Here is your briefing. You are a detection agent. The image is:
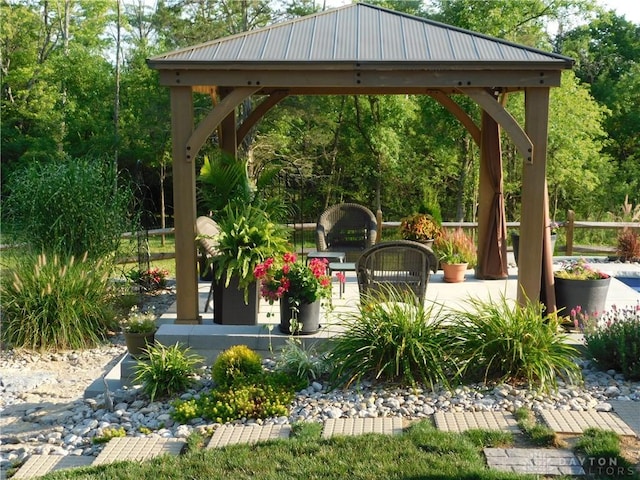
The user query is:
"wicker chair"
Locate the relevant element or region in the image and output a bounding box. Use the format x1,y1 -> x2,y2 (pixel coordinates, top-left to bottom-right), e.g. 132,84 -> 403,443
196,216 -> 221,313
356,240 -> 438,306
315,203 -> 377,262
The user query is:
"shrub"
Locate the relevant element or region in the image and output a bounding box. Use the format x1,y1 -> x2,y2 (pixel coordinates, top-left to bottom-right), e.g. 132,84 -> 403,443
326,287 -> 452,390
447,296 -> 582,391
582,304 -> 640,380
0,251 -> 116,351
211,345 -> 263,388
4,157 -> 133,258
133,342 -> 203,401
171,372 -> 296,424
275,338 -> 328,384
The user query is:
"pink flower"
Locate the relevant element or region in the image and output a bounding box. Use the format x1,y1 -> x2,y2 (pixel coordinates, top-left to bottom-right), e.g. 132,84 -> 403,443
283,252 -> 297,263
336,272 -> 346,284
282,263 -> 290,274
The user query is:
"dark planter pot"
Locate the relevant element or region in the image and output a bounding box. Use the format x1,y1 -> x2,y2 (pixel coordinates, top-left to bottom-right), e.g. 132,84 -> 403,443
279,295 -> 320,335
554,276 -> 611,317
512,233 -> 557,266
124,332 -> 155,359
213,276 -> 259,325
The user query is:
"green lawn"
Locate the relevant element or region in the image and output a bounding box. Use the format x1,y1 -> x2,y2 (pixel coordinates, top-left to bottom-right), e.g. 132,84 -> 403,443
39,421 -> 533,480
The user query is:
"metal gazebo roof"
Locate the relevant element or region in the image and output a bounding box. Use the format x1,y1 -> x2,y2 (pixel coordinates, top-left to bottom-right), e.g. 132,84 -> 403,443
148,2 -> 572,324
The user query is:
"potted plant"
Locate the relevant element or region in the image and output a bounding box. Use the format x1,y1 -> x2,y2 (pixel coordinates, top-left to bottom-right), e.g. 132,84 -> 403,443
208,203 -> 290,325
254,252 -> 332,334
123,306 -> 157,359
433,228 -> 477,283
400,213 -> 441,246
127,267 -> 170,291
554,258 -> 611,323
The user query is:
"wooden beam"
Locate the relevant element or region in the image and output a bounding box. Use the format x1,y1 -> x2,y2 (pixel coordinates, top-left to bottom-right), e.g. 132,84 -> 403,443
237,91 -> 289,146
187,86 -> 259,160
157,69 -> 563,89
170,86 -> 199,324
518,87 -> 550,306
429,92 -> 481,147
464,87 -> 533,163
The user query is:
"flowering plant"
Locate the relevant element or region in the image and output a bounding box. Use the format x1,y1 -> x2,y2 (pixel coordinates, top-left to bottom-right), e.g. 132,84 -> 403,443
128,267 -> 170,291
124,306 -> 157,333
254,252 -> 332,305
554,258 -> 610,280
400,213 -> 440,241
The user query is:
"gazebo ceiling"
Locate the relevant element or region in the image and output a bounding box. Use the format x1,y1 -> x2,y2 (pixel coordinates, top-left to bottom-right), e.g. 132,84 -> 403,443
147,2 -> 573,93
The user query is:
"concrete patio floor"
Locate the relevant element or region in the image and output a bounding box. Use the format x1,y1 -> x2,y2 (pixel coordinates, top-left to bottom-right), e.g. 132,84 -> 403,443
150,257 -> 640,366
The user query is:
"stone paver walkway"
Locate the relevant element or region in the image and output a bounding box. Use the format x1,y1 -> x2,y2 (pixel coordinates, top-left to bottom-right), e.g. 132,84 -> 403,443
322,417 -> 403,439
11,455 -> 95,479
609,401 -> 640,438
11,410 -> 640,479
484,448 -> 585,476
540,410 -> 636,436
434,411 -> 520,433
207,424 -> 291,448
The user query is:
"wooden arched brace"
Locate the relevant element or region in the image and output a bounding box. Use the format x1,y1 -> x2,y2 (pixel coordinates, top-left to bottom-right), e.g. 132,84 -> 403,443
463,87 -> 534,164
236,90 -> 289,147
187,86 -> 260,161
428,91 -> 481,148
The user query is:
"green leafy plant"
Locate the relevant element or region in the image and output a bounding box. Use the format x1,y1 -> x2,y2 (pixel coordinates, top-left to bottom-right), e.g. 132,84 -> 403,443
327,287 -> 452,390
399,213 -> 440,242
4,157 -> 132,259
433,227 -> 477,266
210,203 -> 290,301
554,258 -> 610,280
275,338 -> 329,383
447,295 -> 582,391
211,345 -> 263,388
92,426 -> 127,444
133,342 -> 203,401
0,251 -> 116,351
580,304 -> 640,380
171,371 -> 296,424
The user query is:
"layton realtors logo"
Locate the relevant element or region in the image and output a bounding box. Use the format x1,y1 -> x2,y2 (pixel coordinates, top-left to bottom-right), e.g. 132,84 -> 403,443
577,455 -> 636,477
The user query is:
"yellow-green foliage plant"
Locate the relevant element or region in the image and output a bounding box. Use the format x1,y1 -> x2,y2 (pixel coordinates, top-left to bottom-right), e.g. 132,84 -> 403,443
212,345 -> 263,388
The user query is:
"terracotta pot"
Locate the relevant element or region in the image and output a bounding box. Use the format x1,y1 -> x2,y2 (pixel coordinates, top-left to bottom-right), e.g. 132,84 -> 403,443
442,262 -> 468,283
279,295 -> 320,335
124,331 -> 155,359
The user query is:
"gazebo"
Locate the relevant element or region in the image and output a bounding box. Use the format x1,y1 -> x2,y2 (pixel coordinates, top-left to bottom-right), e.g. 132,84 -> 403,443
147,3 -> 573,324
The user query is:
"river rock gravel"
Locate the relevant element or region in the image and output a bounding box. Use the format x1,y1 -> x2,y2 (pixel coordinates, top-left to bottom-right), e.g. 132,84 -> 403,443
2,286 -> 639,475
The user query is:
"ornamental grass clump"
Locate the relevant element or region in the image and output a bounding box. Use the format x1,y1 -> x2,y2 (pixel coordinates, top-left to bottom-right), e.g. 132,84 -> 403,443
133,343 -> 203,401
447,295 -> 582,391
0,251 -> 116,351
326,287 -> 452,390
580,303 -> 640,380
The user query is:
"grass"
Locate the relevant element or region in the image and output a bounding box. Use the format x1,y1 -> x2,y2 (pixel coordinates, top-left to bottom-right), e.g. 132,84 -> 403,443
37,421 -> 532,480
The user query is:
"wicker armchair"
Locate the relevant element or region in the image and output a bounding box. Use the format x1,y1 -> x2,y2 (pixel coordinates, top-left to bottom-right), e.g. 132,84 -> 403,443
196,216 -> 221,313
356,240 -> 438,306
315,203 -> 377,262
